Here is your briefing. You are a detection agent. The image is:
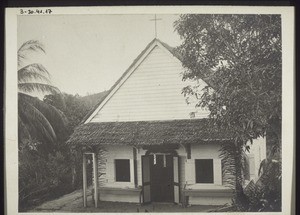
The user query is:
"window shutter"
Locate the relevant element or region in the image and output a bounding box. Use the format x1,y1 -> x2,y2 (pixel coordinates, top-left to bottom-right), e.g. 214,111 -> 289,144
213,159 -> 222,185
129,158 -> 134,183
137,159 -> 142,186
185,159 -> 195,185
106,159 -> 115,183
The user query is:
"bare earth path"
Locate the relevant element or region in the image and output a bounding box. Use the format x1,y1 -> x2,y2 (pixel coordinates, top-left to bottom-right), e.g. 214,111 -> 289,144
30,189 -> 221,213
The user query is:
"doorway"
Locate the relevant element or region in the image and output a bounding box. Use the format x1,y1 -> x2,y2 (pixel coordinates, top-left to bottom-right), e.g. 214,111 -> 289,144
142,151 -> 180,204
150,154 -> 174,202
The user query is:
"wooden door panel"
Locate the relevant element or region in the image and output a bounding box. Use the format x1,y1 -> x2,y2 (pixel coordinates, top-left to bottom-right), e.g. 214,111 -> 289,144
142,155 -> 151,204
173,156 -> 180,204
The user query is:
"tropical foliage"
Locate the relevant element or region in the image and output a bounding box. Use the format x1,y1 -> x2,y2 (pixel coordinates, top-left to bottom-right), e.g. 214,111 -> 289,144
174,14 -> 281,211
18,40 -> 68,149
18,41 -> 108,210
43,91 -> 108,131
43,92 -> 105,188
18,40 -> 71,211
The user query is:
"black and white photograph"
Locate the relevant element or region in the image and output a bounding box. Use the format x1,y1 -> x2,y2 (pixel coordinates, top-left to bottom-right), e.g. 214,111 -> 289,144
5,6 -> 294,214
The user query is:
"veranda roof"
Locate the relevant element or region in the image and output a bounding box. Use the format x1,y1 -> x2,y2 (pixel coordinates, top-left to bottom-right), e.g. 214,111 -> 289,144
67,119 -> 233,147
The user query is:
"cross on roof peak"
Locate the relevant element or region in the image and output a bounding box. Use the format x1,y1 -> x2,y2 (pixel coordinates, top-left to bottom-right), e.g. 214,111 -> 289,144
150,15 -> 162,38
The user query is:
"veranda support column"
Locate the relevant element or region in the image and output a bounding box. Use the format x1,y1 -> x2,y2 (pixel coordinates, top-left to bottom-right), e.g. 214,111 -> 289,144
82,154 -> 87,207
92,153 -> 99,208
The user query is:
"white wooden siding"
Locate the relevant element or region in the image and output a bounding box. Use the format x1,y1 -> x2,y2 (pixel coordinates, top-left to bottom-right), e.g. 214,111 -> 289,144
90,45 -> 209,122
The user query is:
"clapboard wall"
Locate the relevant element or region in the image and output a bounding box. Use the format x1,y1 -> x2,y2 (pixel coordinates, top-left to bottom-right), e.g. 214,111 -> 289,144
90,44 -> 209,123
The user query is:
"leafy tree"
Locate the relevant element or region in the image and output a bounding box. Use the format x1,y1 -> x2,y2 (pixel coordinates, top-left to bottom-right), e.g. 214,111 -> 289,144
43,91 -> 108,188
43,91 -> 108,132
174,14 -> 281,211
44,93 -> 89,131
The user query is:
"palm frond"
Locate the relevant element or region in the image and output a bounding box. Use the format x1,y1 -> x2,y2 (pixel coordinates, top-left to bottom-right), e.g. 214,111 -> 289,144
18,116 -> 32,144
18,83 -> 60,94
18,63 -> 51,84
97,148 -> 107,187
20,112 -> 56,144
20,114 -> 55,145
219,142 -> 237,189
18,40 -> 46,66
19,95 -> 57,143
18,40 -> 45,53
19,93 -> 69,138
19,93 -> 68,123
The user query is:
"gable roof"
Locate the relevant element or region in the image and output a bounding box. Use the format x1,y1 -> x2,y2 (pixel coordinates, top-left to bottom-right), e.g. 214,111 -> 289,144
82,38 -> 201,124
68,39 -> 233,147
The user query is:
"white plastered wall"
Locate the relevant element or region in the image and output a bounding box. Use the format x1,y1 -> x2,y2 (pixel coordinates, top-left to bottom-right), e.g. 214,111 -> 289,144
101,145 -> 135,188
186,143 -> 223,188
98,143 -> 234,205
185,143 -> 232,205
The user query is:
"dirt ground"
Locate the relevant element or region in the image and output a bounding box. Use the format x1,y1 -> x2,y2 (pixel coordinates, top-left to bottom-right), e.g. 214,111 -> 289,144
30,189 -> 222,213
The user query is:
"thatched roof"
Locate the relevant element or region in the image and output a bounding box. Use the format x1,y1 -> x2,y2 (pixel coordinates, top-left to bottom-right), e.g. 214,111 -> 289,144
67,119 -> 233,147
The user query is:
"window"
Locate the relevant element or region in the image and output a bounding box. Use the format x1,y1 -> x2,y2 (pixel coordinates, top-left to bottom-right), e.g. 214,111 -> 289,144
115,159 -> 130,182
195,159 -> 214,183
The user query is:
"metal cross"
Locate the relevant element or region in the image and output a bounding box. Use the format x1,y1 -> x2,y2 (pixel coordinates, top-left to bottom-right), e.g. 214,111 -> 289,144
150,15 -> 162,38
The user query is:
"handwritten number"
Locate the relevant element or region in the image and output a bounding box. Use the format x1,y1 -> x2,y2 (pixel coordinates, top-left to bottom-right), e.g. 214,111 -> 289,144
46,9 -> 52,14
20,8 -> 53,15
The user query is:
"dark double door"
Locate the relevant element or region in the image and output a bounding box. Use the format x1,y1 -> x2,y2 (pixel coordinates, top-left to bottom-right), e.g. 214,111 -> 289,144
150,154 -> 174,202
142,154 -> 180,203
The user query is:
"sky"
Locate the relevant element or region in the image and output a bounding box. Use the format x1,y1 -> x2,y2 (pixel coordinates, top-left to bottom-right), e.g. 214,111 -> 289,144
18,14 -> 182,96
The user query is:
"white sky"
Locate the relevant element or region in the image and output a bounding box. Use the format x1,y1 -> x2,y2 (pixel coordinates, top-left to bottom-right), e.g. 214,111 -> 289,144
18,14 -> 182,96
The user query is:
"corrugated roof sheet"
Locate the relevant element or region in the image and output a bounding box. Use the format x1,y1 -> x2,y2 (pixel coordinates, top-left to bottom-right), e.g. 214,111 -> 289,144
67,119 -> 233,146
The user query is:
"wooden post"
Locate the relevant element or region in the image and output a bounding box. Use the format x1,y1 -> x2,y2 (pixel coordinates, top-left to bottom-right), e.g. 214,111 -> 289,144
92,153 -> 99,208
82,154 -> 87,207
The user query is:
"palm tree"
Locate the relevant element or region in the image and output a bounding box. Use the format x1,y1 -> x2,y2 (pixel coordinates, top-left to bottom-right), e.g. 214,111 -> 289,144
18,40 -> 67,149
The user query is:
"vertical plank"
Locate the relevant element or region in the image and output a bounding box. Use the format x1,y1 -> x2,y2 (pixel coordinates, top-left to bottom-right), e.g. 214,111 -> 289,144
93,153 -> 99,208
142,156 -> 151,203
179,156 -> 186,204
133,147 -> 138,186
130,158 -> 134,185
106,159 -> 115,183
82,154 -> 87,207
173,156 -> 180,204
173,157 -> 179,183
213,159 -> 222,185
